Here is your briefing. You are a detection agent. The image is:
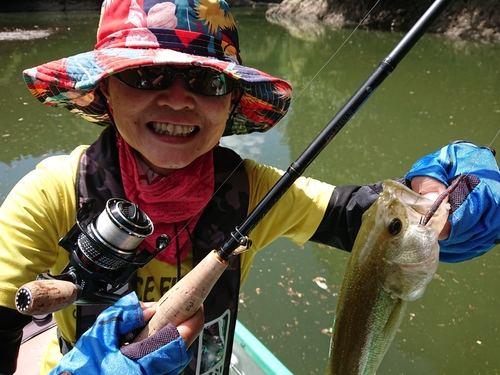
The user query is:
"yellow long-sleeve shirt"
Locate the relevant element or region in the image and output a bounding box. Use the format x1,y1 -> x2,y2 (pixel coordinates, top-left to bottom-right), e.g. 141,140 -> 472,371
0,145 -> 334,373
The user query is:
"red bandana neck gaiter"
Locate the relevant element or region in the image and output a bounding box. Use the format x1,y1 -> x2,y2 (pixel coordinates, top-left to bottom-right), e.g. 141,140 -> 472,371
117,135 -> 215,264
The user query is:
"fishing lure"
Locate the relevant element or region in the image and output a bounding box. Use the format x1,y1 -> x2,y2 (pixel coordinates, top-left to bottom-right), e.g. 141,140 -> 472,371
421,174 -> 466,226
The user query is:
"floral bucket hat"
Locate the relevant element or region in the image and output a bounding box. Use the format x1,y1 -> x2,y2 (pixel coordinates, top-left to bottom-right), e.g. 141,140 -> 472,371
23,0 -> 292,136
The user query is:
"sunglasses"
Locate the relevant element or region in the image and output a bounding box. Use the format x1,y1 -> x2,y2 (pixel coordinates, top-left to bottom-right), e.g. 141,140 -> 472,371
114,65 -> 238,96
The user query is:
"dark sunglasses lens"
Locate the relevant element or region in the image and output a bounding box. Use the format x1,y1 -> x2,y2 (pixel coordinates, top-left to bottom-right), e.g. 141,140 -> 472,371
186,68 -> 236,96
117,67 -> 172,90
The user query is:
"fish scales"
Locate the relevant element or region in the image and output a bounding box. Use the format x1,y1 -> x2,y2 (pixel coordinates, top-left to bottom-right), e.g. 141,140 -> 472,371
326,180 -> 449,375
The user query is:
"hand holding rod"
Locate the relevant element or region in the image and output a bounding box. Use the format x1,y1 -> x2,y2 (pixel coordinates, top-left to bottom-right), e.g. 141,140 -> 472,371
136,0 -> 452,341
132,250 -> 229,342
132,236 -> 251,342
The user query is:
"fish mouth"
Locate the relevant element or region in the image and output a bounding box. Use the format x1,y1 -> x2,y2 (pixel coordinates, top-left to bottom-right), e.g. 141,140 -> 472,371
390,183 -> 449,242
148,122 -> 199,137
383,180 -> 449,233
396,187 -> 434,216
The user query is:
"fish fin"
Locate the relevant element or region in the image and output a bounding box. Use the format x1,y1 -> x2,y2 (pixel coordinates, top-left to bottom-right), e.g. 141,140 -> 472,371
328,314 -> 336,357
383,299 -> 407,337
406,286 -> 426,301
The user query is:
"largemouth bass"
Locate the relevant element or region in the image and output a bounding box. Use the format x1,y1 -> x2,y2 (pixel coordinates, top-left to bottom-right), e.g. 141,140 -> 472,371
326,179 -> 449,375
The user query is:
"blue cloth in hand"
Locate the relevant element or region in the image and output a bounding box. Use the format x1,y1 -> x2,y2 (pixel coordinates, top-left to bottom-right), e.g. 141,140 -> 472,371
406,141 -> 500,263
49,292 -> 192,375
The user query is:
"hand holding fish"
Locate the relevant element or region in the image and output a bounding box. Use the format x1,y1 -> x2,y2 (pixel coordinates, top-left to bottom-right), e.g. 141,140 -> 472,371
406,141 -> 500,262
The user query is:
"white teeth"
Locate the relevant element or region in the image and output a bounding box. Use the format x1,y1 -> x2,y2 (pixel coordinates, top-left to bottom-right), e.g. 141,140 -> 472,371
150,122 -> 196,137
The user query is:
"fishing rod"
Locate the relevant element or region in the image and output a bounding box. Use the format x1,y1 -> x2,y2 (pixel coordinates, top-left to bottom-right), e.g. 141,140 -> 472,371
16,0 -> 453,343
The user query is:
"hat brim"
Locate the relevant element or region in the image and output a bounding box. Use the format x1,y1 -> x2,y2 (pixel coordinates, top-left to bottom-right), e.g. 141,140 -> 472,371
23,47 -> 292,136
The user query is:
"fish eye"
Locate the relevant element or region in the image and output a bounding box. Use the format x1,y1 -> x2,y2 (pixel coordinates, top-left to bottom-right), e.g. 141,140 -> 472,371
387,218 -> 403,235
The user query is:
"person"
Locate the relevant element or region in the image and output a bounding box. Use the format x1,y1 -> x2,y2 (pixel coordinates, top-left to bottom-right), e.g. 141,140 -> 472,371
0,0 -> 499,374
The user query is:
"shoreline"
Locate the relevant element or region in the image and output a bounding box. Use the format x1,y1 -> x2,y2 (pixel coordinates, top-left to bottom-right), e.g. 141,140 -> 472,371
1,0 -> 498,44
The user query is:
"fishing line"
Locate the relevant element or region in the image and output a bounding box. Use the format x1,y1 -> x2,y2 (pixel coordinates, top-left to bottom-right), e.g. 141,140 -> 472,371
487,128 -> 500,149
291,0 -> 382,105
464,128 -> 500,172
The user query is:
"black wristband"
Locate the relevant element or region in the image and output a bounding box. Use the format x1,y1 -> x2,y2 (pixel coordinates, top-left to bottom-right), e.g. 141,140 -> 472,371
0,306 -> 32,374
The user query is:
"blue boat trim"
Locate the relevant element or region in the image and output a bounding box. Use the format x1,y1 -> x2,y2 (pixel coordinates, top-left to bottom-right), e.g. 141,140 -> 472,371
234,321 -> 294,375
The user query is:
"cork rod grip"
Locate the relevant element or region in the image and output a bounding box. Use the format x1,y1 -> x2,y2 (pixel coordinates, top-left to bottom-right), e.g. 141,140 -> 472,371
132,250 -> 228,342
15,279 -> 78,315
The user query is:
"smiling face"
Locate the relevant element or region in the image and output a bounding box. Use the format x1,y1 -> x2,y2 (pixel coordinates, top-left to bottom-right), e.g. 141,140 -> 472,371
100,72 -> 233,176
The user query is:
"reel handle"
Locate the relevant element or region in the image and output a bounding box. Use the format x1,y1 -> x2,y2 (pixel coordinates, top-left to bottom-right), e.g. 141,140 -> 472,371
132,250 -> 229,342
15,279 -> 78,315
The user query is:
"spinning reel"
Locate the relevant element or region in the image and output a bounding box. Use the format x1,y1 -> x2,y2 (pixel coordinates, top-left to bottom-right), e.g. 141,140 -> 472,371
16,198 -> 170,314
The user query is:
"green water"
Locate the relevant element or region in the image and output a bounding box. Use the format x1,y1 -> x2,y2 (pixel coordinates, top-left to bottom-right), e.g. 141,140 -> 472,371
1,8 -> 499,375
